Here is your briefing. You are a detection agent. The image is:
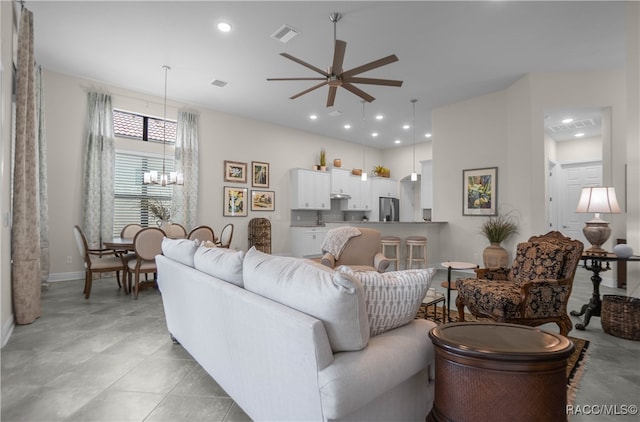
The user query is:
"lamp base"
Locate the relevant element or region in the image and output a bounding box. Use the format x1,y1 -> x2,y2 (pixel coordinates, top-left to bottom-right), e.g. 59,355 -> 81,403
582,221 -> 611,255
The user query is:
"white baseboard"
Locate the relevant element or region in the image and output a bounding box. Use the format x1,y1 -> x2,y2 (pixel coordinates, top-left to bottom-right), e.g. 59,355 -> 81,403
2,314 -> 14,348
47,271 -> 84,282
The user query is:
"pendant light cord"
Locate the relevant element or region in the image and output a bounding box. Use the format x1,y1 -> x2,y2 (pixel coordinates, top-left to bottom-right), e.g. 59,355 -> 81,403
161,65 -> 170,176
411,99 -> 417,174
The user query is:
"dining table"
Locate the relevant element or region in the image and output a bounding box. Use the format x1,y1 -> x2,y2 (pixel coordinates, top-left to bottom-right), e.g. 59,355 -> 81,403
104,237 -> 134,252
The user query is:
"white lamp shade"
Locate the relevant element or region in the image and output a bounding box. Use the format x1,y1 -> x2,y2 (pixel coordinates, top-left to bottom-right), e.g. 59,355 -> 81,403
575,187 -> 621,214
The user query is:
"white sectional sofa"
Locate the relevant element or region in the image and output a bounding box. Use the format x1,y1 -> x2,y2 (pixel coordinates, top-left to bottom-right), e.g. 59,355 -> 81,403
157,239 -> 437,421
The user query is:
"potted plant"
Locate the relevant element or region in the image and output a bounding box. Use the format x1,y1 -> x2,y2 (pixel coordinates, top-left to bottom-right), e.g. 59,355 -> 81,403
479,211 -> 519,268
373,165 -> 390,177
144,198 -> 171,230
319,148 -> 327,171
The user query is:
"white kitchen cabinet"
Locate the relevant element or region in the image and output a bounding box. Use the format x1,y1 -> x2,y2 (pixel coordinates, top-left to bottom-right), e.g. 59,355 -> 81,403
290,227 -> 327,258
290,168 -> 331,210
345,176 -> 372,211
372,176 -> 398,198
330,168 -> 351,196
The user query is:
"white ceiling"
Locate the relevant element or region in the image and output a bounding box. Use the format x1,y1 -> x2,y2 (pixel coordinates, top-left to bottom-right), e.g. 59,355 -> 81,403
26,1 -> 626,148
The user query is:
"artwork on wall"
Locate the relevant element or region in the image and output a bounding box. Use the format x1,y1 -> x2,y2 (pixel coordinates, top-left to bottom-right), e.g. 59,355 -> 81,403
463,167 -> 498,216
251,161 -> 269,188
223,186 -> 248,217
251,190 -> 275,211
224,160 -> 247,183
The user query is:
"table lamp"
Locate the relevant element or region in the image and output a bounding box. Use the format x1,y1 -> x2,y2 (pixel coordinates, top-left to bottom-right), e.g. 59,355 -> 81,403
575,186 -> 621,254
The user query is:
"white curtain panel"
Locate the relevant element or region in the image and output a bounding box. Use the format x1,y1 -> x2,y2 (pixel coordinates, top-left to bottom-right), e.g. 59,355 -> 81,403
12,8 -> 41,324
172,110 -> 199,230
82,92 -> 115,248
36,65 -> 50,282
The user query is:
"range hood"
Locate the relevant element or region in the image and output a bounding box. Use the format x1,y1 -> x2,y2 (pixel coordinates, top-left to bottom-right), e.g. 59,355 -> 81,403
330,193 -> 351,200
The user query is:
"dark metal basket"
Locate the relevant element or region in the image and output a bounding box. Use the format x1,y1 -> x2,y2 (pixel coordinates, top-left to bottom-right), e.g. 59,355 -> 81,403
601,295 -> 640,341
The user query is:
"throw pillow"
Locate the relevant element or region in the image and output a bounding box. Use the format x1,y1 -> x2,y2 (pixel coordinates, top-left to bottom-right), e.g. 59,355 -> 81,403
161,237 -> 200,267
193,244 -> 245,287
243,247 -> 370,352
338,266 -> 436,336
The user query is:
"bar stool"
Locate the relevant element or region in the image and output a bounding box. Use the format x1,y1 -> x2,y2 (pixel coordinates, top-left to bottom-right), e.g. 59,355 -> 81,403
380,236 -> 401,271
406,236 -> 427,269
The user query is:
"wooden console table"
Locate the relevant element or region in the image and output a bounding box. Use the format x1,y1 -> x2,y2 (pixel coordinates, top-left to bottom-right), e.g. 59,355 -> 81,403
570,253 -> 640,330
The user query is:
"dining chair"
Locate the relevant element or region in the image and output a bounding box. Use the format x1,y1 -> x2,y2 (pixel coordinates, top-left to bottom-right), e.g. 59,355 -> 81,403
165,223 -> 187,239
73,225 -> 126,299
126,227 -> 165,299
188,225 -> 215,242
216,223 -> 234,248
120,223 -> 143,239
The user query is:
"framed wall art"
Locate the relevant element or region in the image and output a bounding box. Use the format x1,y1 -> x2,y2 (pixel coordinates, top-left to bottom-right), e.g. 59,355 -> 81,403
463,167 -> 498,216
223,186 -> 248,217
251,161 -> 269,188
224,160 -> 247,183
251,190 -> 275,211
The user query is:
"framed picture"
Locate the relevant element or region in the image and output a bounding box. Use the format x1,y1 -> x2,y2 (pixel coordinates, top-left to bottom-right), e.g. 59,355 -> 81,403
251,161 -> 269,188
463,167 -> 498,216
223,186 -> 248,217
224,160 -> 247,183
251,190 -> 275,211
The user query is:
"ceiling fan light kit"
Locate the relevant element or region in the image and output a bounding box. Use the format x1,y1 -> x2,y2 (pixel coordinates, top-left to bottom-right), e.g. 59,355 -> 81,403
267,12 -> 403,107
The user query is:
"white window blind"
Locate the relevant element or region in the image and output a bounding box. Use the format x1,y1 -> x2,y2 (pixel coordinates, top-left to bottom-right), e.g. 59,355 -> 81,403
114,152 -> 174,237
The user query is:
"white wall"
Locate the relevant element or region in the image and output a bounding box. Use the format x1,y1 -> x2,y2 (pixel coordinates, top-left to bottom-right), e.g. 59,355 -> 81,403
556,136 -> 602,164
431,70 -> 627,268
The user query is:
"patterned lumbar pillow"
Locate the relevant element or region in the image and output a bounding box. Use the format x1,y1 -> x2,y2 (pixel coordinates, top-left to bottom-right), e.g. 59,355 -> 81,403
337,266 -> 436,336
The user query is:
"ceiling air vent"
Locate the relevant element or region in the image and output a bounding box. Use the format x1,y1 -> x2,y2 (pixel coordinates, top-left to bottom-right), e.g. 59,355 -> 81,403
548,118 -> 596,133
271,24 -> 298,43
210,79 -> 228,88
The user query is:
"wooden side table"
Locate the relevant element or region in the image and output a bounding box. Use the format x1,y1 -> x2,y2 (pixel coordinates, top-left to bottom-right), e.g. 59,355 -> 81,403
427,323 -> 574,422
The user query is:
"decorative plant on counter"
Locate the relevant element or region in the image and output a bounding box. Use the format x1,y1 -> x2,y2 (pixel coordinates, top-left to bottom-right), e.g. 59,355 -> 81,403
319,148 -> 327,170
373,165 -> 390,177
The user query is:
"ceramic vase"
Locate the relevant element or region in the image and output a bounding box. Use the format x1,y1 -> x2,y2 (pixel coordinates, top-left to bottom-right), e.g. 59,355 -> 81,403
483,242 -> 509,268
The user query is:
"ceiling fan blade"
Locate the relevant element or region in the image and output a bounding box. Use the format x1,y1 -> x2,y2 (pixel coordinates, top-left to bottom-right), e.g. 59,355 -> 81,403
341,82 -> 375,103
345,77 -> 403,87
281,53 -> 329,77
267,77 -> 327,81
289,81 -> 328,100
331,40 -> 347,74
342,54 -> 399,78
327,86 -> 338,107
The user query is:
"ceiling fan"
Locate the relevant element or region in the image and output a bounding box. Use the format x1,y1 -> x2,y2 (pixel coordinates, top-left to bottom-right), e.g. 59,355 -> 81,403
267,13 -> 403,107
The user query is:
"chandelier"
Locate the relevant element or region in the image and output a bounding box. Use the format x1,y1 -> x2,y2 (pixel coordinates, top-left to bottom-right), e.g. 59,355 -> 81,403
143,65 -> 184,186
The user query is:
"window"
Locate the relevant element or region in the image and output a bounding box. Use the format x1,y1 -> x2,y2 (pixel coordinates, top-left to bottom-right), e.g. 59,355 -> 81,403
113,152 -> 175,237
112,109 -> 179,237
113,109 -> 177,143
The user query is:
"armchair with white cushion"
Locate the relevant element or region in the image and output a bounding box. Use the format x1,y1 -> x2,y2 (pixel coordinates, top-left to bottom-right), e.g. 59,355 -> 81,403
320,227 -> 390,272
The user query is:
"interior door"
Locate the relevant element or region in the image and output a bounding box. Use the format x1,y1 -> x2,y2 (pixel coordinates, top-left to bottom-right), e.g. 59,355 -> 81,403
559,161 -> 602,244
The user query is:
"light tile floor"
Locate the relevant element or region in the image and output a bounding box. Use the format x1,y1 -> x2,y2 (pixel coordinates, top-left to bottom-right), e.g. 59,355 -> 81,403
1,266 -> 639,421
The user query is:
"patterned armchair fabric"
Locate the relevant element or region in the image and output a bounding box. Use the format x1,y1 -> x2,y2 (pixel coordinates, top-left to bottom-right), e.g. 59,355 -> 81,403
456,231 -> 583,336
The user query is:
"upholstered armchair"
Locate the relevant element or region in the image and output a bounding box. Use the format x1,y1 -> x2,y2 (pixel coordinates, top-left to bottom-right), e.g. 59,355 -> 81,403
455,231 -> 583,336
320,227 -> 390,272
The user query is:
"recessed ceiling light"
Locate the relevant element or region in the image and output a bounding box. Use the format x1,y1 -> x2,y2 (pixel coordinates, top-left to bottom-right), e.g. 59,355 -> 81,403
375,115 -> 383,120
217,22 -> 232,33
575,132 -> 585,137
309,114 -> 318,120
394,139 -> 401,144
343,124 -> 351,129
402,124 -> 410,130
425,133 -> 432,138
371,132 -> 378,137
562,118 -> 574,124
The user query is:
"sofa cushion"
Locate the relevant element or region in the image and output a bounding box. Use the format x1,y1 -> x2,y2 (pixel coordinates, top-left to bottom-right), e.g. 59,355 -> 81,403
243,247 -> 370,352
338,266 -> 436,336
193,244 -> 245,287
161,237 -> 200,267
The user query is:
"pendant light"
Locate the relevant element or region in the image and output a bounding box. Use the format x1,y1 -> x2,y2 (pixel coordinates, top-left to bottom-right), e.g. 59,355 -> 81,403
361,100 -> 367,181
411,99 -> 418,181
143,65 -> 184,186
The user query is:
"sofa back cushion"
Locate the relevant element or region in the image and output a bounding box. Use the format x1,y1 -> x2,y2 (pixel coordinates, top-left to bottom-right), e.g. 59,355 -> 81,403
509,241 -> 566,284
193,244 -> 245,287
161,237 -> 200,267
243,247 -> 370,352
338,266 -> 436,336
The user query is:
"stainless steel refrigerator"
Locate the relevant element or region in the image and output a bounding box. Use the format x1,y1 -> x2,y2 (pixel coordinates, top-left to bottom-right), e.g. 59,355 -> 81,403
379,197 -> 399,222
